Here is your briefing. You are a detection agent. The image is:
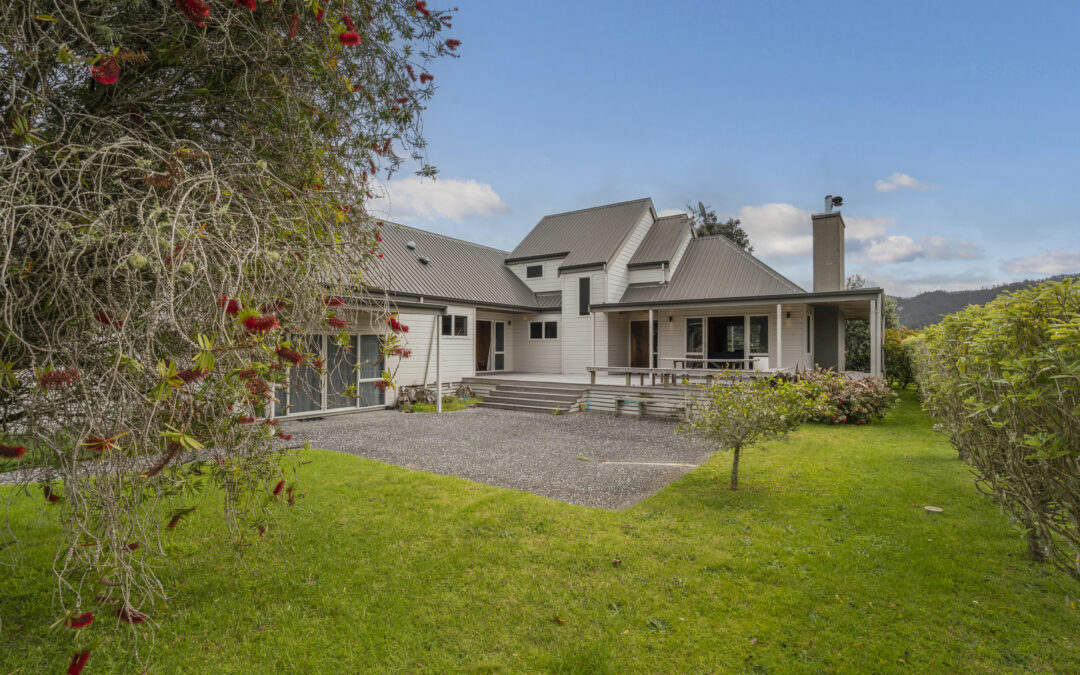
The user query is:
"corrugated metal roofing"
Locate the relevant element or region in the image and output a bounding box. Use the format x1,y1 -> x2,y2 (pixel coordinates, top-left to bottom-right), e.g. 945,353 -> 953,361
617,235 -> 805,304
628,214 -> 693,267
535,292 -> 562,309
505,198 -> 654,269
365,223 -> 542,309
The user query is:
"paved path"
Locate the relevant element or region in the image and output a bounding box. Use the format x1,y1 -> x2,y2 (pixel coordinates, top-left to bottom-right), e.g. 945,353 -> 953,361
288,408 -> 713,509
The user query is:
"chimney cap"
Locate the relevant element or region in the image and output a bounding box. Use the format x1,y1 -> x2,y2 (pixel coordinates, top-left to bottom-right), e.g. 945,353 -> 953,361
824,195 -> 844,213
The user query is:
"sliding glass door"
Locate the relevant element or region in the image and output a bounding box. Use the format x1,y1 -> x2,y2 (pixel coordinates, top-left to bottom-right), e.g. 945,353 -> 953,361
275,333 -> 384,417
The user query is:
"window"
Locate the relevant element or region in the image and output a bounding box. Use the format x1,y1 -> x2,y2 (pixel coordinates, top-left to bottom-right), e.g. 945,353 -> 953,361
441,314 -> 468,336
686,318 -> 703,354
578,277 -> 591,316
529,321 -> 558,339
807,314 -> 812,353
526,264 -> 543,278
726,324 -> 745,352
749,315 -> 768,353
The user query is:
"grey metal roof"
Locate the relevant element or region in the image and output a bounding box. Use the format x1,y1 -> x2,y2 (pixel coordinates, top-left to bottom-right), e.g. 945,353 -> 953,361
616,235 -> 805,304
365,223 -> 543,309
535,292 -> 562,310
628,214 -> 693,268
505,198 -> 654,269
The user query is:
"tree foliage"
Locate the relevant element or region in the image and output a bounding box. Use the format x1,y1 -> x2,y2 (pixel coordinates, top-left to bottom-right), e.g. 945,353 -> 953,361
687,201 -> 752,252
913,278 -> 1080,582
680,377 -> 807,490
844,275 -> 899,372
0,0 -> 455,661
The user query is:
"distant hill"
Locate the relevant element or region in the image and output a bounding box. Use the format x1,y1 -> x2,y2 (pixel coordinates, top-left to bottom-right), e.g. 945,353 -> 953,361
894,274 -> 1078,329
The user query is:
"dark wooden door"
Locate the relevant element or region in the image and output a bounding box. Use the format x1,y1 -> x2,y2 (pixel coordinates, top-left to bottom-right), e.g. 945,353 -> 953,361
475,320 -> 491,372
629,321 -> 649,368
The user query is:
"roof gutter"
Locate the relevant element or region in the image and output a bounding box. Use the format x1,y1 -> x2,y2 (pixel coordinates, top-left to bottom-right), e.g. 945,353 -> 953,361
590,287 -> 885,312
503,252 -> 570,265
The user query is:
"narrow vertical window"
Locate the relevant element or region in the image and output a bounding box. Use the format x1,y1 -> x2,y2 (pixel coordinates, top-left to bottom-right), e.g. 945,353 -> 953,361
578,277 -> 591,316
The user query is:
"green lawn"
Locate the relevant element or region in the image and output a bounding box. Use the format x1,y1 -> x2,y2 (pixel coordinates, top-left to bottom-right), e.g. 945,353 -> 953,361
2,390 -> 1078,673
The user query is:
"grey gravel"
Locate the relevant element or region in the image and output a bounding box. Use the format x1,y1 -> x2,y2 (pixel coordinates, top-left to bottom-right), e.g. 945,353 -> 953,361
287,408 -> 713,509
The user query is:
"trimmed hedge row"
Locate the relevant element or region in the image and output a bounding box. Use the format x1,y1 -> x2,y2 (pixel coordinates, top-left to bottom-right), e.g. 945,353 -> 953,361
913,278 -> 1080,582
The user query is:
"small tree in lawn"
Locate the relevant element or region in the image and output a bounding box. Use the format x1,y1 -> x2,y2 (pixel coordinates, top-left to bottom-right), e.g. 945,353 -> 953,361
680,378 -> 809,490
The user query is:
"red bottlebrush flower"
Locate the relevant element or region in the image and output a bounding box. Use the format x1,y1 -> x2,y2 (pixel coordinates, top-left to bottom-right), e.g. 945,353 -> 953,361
82,435 -> 121,454
327,316 -> 348,329
441,15 -> 452,27
67,651 -> 91,675
395,96 -> 409,104
43,485 -> 61,503
264,418 -> 279,427
0,444 -> 26,460
166,508 -> 194,529
275,345 -> 304,365
237,416 -> 255,425
67,612 -> 95,629
323,296 -> 346,307
375,231 -> 383,243
406,64 -> 417,81
39,368 -> 80,390
117,606 -> 147,624
420,72 -> 434,84
90,56 -> 119,85
387,315 -> 409,333
243,315 -> 280,333
288,12 -> 299,39
312,357 -> 325,370
175,0 -> 211,27
415,1 -> 431,16
237,0 -> 256,10
127,542 -> 141,551
376,220 -> 383,227
368,158 -> 376,175
382,138 -> 392,155
374,380 -> 389,392
177,367 -> 208,384
390,347 -> 412,359
94,312 -> 124,327
277,432 -> 292,441
378,252 -> 384,259
341,13 -> 356,30
339,31 -> 361,46
340,204 -> 351,212
219,296 -> 241,315
286,485 -> 296,505
273,480 -> 285,496
445,39 -> 461,51
315,7 -> 324,21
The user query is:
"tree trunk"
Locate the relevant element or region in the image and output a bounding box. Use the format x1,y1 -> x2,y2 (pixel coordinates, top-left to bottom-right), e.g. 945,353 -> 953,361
1023,517 -> 1050,562
730,446 -> 741,491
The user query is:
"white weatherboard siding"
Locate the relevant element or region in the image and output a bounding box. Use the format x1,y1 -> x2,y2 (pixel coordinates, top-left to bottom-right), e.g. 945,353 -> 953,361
509,258 -> 565,293
392,305 -> 476,397
627,266 -> 666,285
513,313 -> 561,373
476,309 -> 517,373
561,270 -> 605,374
606,208 -> 655,303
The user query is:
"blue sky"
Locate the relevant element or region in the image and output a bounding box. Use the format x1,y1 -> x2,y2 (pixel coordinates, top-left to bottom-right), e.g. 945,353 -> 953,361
370,0 -> 1080,296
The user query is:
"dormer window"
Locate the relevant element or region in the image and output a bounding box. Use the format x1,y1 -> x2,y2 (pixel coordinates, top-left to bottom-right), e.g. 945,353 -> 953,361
526,264 -> 543,278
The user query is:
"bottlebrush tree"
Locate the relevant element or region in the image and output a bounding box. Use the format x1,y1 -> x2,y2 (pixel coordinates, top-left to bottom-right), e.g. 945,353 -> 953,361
0,0 -> 454,664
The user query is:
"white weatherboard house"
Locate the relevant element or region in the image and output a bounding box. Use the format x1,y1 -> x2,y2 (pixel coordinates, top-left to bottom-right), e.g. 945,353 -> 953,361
274,197 -> 885,418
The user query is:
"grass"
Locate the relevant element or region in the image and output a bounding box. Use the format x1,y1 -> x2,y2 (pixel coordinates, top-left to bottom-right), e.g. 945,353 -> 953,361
2,390 -> 1078,673
406,395 -> 480,413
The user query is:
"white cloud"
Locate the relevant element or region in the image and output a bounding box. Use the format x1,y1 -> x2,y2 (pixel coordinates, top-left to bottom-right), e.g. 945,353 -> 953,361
738,204 -> 892,258
862,235 -> 925,264
874,173 -> 937,193
658,208 -> 690,217
370,177 -> 508,222
1002,250 -> 1080,276
922,236 -> 983,261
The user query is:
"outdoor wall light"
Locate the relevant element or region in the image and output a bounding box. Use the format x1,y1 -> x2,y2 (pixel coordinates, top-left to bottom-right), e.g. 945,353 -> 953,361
786,311 -> 791,319
668,315 -> 673,323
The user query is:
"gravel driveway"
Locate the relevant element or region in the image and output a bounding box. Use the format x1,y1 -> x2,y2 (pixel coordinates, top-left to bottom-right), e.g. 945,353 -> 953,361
287,408 -> 713,509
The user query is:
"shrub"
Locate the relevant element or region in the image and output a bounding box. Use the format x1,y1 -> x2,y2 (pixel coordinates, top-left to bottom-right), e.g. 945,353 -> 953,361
798,370 -> 897,424
680,377 -> 809,490
884,327 -> 919,389
913,278 -> 1080,582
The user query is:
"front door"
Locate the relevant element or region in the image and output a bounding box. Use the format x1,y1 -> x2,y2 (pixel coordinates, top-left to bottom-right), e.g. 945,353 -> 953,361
629,321 -> 649,368
493,321 -> 506,371
476,320 -> 492,372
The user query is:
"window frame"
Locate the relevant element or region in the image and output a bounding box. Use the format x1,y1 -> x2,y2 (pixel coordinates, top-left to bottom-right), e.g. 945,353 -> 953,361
441,314 -> 469,337
748,315 -> 769,355
525,264 -> 543,279
529,320 -> 559,340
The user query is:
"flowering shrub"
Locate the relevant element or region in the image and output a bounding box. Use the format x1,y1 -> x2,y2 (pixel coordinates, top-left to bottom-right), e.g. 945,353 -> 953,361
798,369 -> 897,424
913,278 -> 1080,583
0,0 -> 455,668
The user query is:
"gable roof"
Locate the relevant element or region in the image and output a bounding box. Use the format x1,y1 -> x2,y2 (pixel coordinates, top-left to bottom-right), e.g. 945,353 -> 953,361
617,234 -> 805,304
365,223 -> 542,309
628,214 -> 693,268
504,198 -> 653,270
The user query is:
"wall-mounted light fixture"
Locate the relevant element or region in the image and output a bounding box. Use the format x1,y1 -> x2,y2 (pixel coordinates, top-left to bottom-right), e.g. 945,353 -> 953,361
786,311 -> 791,319
668,315 -> 673,323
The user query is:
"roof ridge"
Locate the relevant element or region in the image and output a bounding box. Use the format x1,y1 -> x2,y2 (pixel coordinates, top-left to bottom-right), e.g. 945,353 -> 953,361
695,235 -> 805,293
392,222 -> 510,256
538,197 -> 652,220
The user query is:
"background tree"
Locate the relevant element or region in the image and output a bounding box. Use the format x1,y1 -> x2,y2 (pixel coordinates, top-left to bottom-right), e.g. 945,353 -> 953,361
0,0 -> 455,665
680,377 -> 808,490
687,201 -> 753,252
